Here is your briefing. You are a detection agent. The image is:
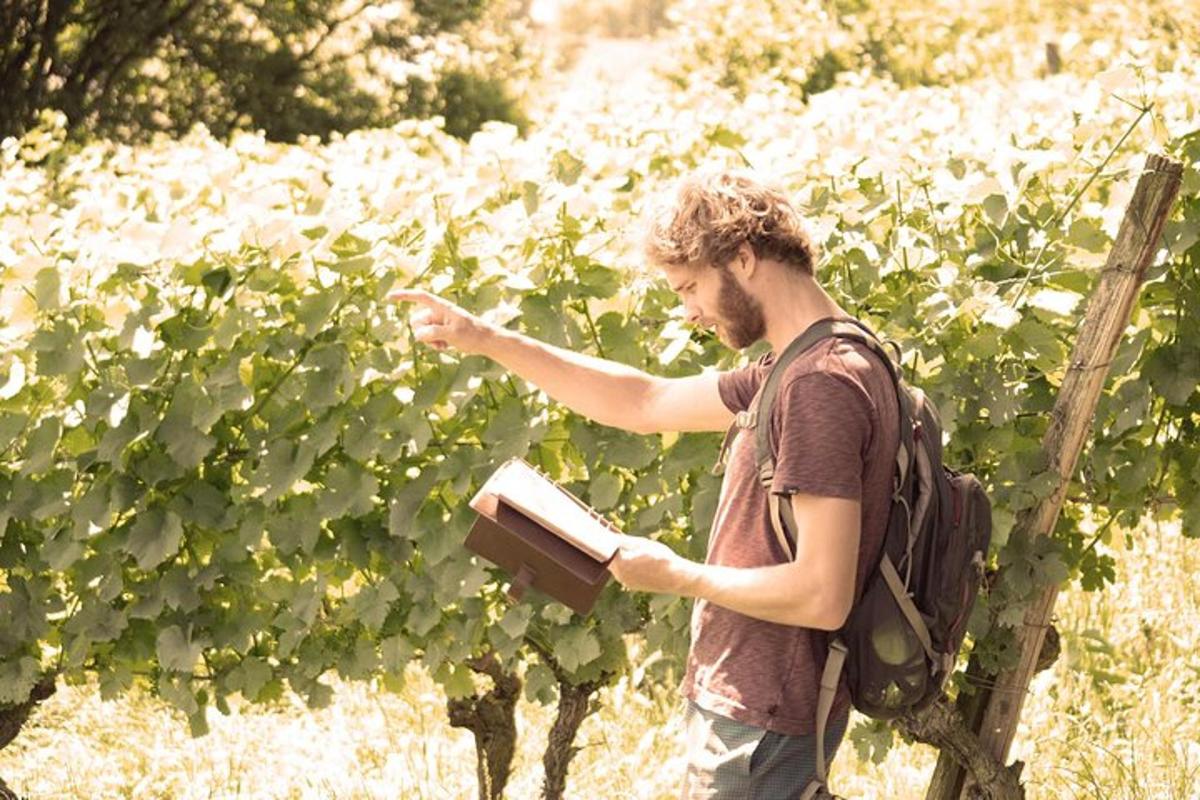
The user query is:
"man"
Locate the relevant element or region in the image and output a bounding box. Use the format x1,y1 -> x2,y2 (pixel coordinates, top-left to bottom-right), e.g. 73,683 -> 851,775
391,169 -> 900,799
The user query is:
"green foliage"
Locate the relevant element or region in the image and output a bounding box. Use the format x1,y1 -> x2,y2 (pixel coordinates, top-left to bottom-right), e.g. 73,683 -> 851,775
0,0 -> 535,145
404,70 -> 529,142
664,0 -> 1199,97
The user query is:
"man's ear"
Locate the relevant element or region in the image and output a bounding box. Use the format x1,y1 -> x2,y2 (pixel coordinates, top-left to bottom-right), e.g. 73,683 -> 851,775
735,242 -> 757,279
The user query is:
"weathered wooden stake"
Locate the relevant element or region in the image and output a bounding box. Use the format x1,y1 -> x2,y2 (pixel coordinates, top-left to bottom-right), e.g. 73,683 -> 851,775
923,152 -> 1183,800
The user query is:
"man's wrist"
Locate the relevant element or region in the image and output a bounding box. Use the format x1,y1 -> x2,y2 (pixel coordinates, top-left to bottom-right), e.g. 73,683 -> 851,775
673,558 -> 708,599
474,319 -> 508,360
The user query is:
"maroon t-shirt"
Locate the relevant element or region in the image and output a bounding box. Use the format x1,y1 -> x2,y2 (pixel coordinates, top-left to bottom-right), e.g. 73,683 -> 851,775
680,330 -> 900,735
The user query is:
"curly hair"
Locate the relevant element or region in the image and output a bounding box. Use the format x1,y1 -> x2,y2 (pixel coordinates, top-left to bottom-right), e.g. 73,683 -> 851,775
641,169 -> 817,276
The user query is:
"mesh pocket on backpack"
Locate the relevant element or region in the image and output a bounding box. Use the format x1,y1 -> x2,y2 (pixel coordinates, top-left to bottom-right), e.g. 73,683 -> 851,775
841,573 -> 931,718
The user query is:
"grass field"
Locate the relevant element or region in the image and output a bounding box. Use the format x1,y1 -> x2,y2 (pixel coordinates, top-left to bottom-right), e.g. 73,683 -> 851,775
2,515 -> 1196,799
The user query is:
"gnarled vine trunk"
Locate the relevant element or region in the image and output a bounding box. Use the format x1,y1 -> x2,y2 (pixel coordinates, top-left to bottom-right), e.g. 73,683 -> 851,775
541,676 -> 602,800
0,676 -> 56,752
446,652 -> 521,800
0,675 -> 56,800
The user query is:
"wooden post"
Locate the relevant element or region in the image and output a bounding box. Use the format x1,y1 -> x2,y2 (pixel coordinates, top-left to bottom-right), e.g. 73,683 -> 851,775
923,152 -> 1183,799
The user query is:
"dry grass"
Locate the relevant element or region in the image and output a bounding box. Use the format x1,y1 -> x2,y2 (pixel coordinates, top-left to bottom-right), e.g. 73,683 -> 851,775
1,516 -> 1197,799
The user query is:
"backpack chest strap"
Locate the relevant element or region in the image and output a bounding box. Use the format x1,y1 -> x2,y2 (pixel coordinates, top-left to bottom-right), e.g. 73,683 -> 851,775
710,409 -> 759,476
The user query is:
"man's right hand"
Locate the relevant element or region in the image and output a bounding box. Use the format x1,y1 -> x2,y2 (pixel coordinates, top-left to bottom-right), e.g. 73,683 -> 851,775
388,289 -> 495,355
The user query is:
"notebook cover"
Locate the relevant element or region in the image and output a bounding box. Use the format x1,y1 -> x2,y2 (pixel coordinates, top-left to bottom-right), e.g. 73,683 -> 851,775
465,498 -> 613,615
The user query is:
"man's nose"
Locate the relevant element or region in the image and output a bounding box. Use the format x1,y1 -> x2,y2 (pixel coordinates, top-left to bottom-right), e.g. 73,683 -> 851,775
684,304 -> 703,325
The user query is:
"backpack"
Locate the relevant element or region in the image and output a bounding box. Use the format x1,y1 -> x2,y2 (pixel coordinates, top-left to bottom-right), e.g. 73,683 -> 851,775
710,316 -> 992,800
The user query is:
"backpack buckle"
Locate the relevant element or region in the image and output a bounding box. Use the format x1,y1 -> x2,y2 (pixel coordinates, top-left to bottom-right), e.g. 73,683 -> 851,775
735,410 -> 757,428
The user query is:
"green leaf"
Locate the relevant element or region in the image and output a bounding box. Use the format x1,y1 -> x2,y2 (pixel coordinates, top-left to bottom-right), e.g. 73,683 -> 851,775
34,266 -> 63,311
158,308 -> 211,351
99,666 -> 133,701
848,717 -> 894,765
1010,318 -> 1065,373
575,260 -> 622,299
995,601 -> 1027,628
41,525 -> 83,570
331,231 -> 370,258
251,438 -> 317,504
334,255 -> 374,277
522,181 -> 539,216
268,495 -> 322,556
318,462 -> 379,520
990,506 -> 1015,550
982,193 -> 1007,227
519,294 -> 568,346
1066,217 -> 1108,252
71,480 -> 112,538
481,396 -> 527,445
96,402 -> 153,464
125,507 -> 185,570
381,635 -> 414,674
589,472 -> 622,511
169,479 -> 229,531
389,470 -> 439,538
553,626 -> 600,672
302,342 -> 352,410
188,707 -> 210,738
707,125 -> 747,149
158,673 -> 199,715
0,656 -> 41,705
541,603 -> 572,625
1143,346 -> 1198,407
1032,551 -> 1070,587
551,150 -> 585,185
604,433 -> 658,470
157,625 -> 205,673
438,661 -> 476,700
406,600 -> 441,638
304,679 -> 334,710
296,285 -> 345,337
161,567 -> 201,613
355,581 -> 399,631
201,267 -> 233,301
498,604 -> 532,640
20,415 -> 62,475
156,412 -> 216,471
523,661 -> 556,704
63,600 -> 127,643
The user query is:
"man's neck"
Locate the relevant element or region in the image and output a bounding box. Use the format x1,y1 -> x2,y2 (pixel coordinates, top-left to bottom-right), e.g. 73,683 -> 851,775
760,273 -> 849,355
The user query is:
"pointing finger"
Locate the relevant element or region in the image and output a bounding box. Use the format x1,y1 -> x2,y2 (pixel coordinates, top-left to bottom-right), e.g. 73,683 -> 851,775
389,289 -> 446,309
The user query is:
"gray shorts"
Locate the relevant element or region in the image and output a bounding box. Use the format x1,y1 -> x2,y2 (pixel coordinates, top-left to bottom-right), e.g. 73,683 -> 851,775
680,699 -> 851,800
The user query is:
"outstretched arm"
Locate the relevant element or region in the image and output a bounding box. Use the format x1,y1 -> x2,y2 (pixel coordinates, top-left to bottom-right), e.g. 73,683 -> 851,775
390,289 -> 733,434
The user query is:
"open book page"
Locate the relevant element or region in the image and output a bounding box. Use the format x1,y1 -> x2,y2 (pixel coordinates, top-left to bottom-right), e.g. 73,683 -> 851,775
469,458 -> 621,562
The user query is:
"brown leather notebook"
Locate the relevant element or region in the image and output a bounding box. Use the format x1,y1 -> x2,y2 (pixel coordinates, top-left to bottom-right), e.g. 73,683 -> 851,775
466,457 -> 621,616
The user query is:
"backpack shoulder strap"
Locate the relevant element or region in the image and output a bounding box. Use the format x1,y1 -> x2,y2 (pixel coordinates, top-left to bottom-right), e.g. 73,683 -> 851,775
752,317 -> 905,560
751,317 -> 899,488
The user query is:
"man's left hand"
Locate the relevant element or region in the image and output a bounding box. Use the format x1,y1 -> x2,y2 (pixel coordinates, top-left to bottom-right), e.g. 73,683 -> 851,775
609,534 -> 698,596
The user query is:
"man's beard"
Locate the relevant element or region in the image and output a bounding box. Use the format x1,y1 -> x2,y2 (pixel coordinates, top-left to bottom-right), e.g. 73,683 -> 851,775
715,266 -> 766,349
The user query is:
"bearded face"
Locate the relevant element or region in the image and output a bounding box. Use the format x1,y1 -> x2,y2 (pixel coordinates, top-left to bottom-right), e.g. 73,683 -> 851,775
713,264 -> 767,350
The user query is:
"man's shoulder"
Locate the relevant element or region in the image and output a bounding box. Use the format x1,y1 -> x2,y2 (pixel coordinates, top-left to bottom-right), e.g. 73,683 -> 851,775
780,337 -> 881,387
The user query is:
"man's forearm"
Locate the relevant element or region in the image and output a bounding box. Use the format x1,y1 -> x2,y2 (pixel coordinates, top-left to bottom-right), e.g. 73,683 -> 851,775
675,559 -> 844,630
479,325 -> 654,432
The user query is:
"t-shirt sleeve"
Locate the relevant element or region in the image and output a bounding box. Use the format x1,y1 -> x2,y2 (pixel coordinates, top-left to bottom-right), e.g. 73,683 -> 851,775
717,356 -> 769,413
769,372 -> 873,500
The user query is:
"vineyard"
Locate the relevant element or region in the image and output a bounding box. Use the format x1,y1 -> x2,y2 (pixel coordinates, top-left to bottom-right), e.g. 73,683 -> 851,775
1,0 -> 1199,798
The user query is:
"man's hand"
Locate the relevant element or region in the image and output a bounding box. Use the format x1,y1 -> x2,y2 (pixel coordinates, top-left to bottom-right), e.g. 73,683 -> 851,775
609,534 -> 699,596
389,289 -> 494,355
